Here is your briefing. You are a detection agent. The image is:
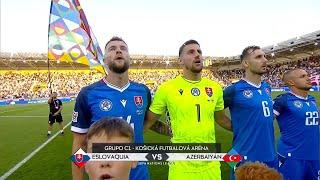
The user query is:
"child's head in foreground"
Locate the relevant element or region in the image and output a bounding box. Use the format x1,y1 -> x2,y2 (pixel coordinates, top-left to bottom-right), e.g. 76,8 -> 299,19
235,161 -> 282,180
85,117 -> 136,180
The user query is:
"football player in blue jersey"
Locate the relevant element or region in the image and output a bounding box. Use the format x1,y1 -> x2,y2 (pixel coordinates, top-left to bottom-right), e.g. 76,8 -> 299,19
224,46 -> 277,178
71,37 -> 151,180
273,68 -> 319,180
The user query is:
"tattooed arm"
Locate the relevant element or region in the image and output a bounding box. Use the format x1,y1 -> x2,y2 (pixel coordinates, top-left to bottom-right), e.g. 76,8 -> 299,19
144,110 -> 172,137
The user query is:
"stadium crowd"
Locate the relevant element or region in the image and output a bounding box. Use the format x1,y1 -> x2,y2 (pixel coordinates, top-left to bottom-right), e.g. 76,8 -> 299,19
216,56 -> 320,87
0,71 -> 102,100
0,56 -> 319,100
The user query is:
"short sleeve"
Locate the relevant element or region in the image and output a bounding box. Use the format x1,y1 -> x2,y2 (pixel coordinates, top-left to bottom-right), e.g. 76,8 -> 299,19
215,84 -> 224,111
71,88 -> 92,133
273,94 -> 286,116
149,83 -> 168,115
223,84 -> 236,109
143,84 -> 152,110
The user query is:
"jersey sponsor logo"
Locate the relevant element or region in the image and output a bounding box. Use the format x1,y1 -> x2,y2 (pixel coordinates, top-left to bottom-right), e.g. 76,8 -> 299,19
293,100 -> 303,108
191,88 -> 200,96
134,96 -> 143,108
72,111 -> 78,122
99,99 -> 113,111
178,89 -> 183,95
205,87 -> 213,97
243,90 -> 253,98
120,99 -> 127,107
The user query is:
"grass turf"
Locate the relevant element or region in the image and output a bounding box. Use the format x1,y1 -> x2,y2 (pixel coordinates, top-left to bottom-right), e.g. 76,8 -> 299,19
0,92 -> 319,179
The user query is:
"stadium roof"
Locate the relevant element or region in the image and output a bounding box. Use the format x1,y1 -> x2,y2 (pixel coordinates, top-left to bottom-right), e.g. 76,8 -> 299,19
1,30 -> 319,70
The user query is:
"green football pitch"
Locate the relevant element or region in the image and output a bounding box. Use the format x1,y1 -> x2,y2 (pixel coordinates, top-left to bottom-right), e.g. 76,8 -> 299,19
0,92 -> 319,180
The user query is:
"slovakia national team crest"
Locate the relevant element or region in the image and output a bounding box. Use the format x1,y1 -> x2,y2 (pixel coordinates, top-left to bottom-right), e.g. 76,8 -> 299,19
293,100 -> 303,108
70,148 -> 90,168
205,87 -> 213,97
99,99 -> 112,111
243,90 -> 253,98
134,96 -> 143,108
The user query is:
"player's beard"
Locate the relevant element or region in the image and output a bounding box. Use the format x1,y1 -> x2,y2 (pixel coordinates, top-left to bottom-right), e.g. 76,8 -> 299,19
188,64 -> 203,73
108,60 -> 129,74
251,68 -> 266,76
299,86 -> 312,91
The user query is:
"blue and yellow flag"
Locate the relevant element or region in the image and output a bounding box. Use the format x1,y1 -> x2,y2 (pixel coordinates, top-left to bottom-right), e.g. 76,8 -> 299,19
48,0 -> 105,73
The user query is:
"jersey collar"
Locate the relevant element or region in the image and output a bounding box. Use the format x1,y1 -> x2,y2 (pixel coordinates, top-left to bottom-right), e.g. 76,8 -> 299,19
181,75 -> 202,84
289,92 -> 308,100
242,78 -> 261,88
102,77 -> 130,92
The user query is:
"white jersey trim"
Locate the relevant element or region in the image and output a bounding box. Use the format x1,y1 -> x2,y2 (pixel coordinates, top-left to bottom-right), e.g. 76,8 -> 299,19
242,78 -> 261,88
289,92 -> 308,100
102,78 -> 130,92
71,126 -> 89,133
273,109 -> 280,116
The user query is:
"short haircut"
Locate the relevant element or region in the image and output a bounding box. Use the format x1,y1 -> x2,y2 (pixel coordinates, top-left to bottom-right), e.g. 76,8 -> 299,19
235,162 -> 282,180
84,117 -> 134,148
240,45 -> 261,61
104,36 -> 127,50
282,68 -> 300,81
179,39 -> 200,57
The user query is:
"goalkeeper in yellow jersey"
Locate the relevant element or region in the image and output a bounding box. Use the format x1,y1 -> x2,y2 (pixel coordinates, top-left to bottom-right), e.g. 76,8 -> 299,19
144,39 -> 232,180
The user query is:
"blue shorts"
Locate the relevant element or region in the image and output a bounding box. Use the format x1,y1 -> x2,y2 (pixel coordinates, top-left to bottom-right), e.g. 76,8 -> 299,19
129,163 -> 149,180
278,155 -> 320,180
230,157 -> 279,180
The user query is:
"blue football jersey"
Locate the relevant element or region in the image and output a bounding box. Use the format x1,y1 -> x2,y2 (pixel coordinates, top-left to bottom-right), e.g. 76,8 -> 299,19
71,78 -> 151,180
71,78 -> 151,143
224,79 -> 275,162
273,92 -> 320,160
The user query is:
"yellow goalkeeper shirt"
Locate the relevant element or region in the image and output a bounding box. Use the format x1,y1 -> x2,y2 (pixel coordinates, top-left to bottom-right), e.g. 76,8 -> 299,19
150,75 -> 224,143
150,75 -> 224,173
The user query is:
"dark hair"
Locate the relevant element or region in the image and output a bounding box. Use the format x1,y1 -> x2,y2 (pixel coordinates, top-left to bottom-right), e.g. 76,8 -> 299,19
104,36 -> 127,50
282,68 -> 307,86
179,39 -> 200,57
84,117 -> 134,148
240,46 -> 260,61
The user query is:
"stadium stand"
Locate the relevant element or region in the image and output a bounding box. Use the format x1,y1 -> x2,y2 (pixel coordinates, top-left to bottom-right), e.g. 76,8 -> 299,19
0,31 -> 319,100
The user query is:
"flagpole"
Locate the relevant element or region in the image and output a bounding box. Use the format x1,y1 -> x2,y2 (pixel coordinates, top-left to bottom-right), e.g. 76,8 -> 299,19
47,0 -> 54,95
47,58 -> 52,94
